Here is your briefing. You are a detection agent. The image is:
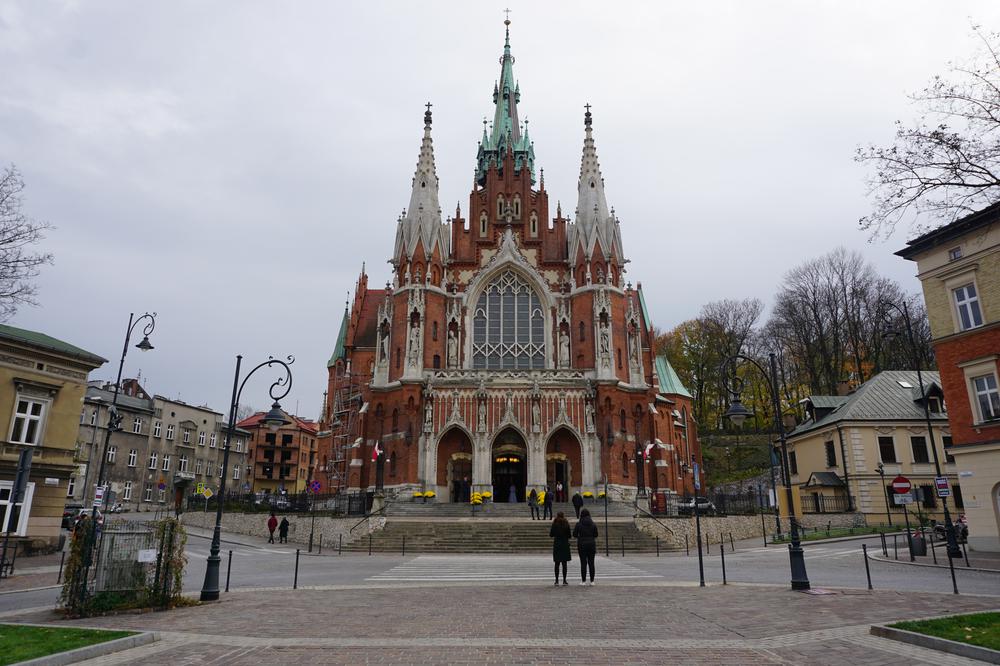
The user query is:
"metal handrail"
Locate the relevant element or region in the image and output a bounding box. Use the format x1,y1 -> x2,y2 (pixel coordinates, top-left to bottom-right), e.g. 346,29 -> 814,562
349,495 -> 394,534
602,485 -> 675,536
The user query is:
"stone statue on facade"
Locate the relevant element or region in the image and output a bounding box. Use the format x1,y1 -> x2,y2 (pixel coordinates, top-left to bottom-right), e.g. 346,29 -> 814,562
408,323 -> 420,366
532,400 -> 541,433
477,399 -> 487,432
424,400 -> 433,433
380,331 -> 389,366
559,330 -> 570,367
599,322 -> 610,356
447,329 -> 458,368
585,401 -> 595,433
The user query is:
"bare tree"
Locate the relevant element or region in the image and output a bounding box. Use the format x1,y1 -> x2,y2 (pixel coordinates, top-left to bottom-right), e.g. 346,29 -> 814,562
0,165 -> 52,320
235,404 -> 260,421
857,25 -> 1000,238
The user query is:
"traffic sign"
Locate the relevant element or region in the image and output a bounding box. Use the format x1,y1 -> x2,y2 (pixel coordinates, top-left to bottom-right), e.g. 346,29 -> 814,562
202,488 -> 214,500
93,485 -> 106,508
891,475 -> 911,495
893,493 -> 914,505
196,482 -> 205,496
309,480 -> 321,493
157,481 -> 166,491
934,476 -> 951,498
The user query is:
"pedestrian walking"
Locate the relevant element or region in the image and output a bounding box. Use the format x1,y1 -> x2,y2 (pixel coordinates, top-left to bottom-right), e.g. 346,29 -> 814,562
529,488 -> 539,520
278,516 -> 290,544
462,476 -> 471,503
267,512 -> 278,544
556,481 -> 564,502
572,491 -> 584,519
543,486 -> 553,520
573,508 -> 598,586
550,511 -> 572,586
508,483 -> 518,503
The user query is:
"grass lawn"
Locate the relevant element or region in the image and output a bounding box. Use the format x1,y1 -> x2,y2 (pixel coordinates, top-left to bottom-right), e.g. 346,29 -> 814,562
771,525 -> 891,543
0,624 -> 135,665
892,612 -> 1000,652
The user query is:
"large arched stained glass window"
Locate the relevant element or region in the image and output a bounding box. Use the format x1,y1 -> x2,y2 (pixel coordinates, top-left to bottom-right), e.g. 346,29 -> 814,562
472,270 -> 545,369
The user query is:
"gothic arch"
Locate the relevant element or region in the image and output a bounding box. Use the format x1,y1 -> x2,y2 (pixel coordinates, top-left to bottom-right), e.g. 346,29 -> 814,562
545,425 -> 583,487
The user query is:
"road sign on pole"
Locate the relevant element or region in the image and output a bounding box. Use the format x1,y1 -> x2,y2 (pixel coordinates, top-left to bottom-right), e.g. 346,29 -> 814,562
893,493 -> 914,505
934,476 -> 951,498
93,485 -> 106,508
693,463 -> 701,491
202,488 -> 214,500
196,482 -> 205,496
891,475 -> 911,495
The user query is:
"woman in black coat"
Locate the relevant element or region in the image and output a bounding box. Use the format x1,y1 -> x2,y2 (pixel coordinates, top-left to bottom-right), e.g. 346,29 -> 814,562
549,512 -> 572,585
573,508 -> 599,585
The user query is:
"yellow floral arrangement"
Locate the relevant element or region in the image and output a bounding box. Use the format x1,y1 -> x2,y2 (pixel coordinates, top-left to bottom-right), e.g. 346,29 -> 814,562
470,491 -> 483,506
582,491 -> 594,498
536,491 -> 546,505
412,491 -> 424,498
598,491 -> 607,499
481,491 -> 492,499
424,490 -> 436,498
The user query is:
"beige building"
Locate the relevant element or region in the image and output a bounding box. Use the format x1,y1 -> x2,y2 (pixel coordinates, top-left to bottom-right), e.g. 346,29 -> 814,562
786,371 -> 958,526
897,203 -> 1000,551
0,324 -> 105,552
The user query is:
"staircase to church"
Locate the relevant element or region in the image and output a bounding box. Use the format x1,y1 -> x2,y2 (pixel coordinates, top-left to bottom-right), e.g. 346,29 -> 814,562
386,501 -> 637,518
342,513 -> 666,555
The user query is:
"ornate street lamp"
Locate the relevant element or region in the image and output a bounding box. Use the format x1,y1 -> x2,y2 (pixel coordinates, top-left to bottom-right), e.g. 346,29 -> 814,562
723,352 -> 810,591
200,355 -> 293,602
78,312 -> 156,605
880,299 -> 962,560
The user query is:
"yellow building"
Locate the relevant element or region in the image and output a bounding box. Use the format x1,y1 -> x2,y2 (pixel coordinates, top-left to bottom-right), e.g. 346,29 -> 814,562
0,324 -> 105,552
786,371 -> 957,527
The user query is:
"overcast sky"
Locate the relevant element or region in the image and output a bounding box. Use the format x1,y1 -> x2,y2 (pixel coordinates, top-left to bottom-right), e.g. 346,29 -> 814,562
2,1 -> 997,419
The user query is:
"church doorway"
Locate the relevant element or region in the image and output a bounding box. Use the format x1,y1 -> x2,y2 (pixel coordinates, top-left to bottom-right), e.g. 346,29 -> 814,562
437,427 -> 473,503
546,427 -> 583,500
492,427 -> 527,502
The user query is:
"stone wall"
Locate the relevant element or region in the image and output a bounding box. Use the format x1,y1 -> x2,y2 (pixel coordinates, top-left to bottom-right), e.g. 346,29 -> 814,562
636,511 -> 866,548
180,512 -> 385,549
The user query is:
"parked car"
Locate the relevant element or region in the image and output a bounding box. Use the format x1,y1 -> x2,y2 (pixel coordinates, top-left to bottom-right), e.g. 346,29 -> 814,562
677,496 -> 717,515
61,503 -> 84,529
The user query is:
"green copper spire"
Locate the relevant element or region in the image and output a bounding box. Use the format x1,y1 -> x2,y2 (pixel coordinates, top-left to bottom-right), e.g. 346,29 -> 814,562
475,15 -> 535,186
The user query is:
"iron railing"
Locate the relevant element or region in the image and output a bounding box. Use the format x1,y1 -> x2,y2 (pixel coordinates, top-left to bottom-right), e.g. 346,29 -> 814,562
800,494 -> 856,514
184,491 -> 370,516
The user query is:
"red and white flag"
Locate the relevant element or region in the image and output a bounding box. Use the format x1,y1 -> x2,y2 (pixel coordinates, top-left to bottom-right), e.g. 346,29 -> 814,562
643,442 -> 655,460
372,441 -> 383,462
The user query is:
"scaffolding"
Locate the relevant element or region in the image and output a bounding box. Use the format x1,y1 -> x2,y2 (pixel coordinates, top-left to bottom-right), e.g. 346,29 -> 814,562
321,363 -> 368,495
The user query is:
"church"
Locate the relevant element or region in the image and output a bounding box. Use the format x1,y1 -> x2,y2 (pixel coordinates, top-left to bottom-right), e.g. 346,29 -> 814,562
321,20 -> 701,504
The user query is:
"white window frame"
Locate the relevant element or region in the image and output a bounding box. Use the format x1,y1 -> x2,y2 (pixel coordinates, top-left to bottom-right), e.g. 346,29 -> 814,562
123,481 -> 132,501
206,462 -> 214,478
479,212 -> 488,237
162,455 -> 170,472
158,487 -> 165,503
153,421 -> 162,438
0,481 -> 35,536
179,455 -> 188,473
148,452 -> 158,470
195,459 -> 203,475
972,373 -> 1000,422
183,430 -> 191,444
953,283 -> 984,331
143,484 -> 153,502
165,424 -> 174,440
233,465 -> 240,481
127,449 -> 137,467
106,445 -> 116,464
91,409 -> 98,426
198,431 -> 206,446
8,396 -> 48,446
210,432 -> 217,448
66,476 -> 75,498
132,417 -> 142,434
961,357 -> 1000,425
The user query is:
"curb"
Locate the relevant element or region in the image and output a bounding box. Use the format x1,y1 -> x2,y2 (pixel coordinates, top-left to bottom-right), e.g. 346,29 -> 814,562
0,584 -> 60,596
10,628 -> 158,666
868,553 -> 1000,574
871,624 -> 1000,664
771,531 -> 907,547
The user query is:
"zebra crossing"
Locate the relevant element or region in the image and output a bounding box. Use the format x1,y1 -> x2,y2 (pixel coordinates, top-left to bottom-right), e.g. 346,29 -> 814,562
730,544 -> 870,560
367,555 -> 663,582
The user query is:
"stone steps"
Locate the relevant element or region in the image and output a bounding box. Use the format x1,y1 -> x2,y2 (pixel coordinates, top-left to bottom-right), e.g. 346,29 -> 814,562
387,501 -> 634,518
342,518 -> 669,553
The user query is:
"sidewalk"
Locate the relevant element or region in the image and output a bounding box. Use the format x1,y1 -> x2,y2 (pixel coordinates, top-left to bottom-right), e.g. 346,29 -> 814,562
873,538 -> 1000,572
0,551 -> 64,594
6,581 -> 999,664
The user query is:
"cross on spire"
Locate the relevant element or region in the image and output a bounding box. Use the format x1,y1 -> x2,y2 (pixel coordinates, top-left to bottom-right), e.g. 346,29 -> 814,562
584,103 -> 592,113
425,101 -> 432,113
503,7 -> 511,23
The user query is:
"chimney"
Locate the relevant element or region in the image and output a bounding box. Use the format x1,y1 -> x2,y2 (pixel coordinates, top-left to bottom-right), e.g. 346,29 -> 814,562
836,380 -> 851,396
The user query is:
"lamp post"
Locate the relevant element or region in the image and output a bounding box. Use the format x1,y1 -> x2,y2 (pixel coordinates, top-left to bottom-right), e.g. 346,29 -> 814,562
78,312 -> 156,604
881,299 -> 961,559
876,462 -> 893,526
200,354 -> 293,602
723,352 -> 810,591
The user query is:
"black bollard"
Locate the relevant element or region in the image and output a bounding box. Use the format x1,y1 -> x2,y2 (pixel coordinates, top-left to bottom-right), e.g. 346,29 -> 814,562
880,532 -> 888,557
720,534 -> 727,585
730,532 -> 735,552
339,533 -> 342,556
368,533 -> 372,556
893,534 -> 898,560
293,549 -> 300,590
56,551 -> 65,584
962,541 -> 970,568
929,529 -> 937,565
319,534 -> 323,555
225,550 -> 232,592
621,535 -> 625,557
862,544 -> 873,590
760,511 -> 767,548
402,535 -> 406,557
656,536 -> 659,557
685,534 -> 689,556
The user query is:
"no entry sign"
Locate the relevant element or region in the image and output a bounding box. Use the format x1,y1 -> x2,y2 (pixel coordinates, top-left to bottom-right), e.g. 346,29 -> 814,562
891,475 -> 911,495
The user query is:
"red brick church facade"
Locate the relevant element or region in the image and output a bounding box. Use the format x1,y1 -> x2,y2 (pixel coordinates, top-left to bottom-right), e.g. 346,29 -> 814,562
321,22 -> 701,502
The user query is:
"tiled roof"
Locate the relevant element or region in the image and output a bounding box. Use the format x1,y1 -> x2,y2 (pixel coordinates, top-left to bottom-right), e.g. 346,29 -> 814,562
895,200 -> 1000,259
327,308 -> 349,367
804,471 -> 844,487
0,323 -> 106,366
237,411 -> 318,434
85,385 -> 154,413
789,370 -> 946,438
351,289 -> 384,349
807,396 -> 849,410
654,354 -> 692,398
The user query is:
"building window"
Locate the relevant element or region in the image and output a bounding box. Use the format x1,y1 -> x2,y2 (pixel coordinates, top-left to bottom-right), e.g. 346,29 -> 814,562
497,195 -> 504,218
919,484 -> 937,509
943,435 -> 955,463
432,321 -> 438,341
617,348 -> 622,369
123,481 -> 132,501
578,322 -> 585,342
128,449 -> 137,467
158,487 -> 165,503
165,424 -> 174,440
396,347 -> 401,370
9,398 -> 45,445
143,484 -> 153,502
153,421 -> 162,438
162,455 -> 171,471
183,430 -> 191,444
218,464 -> 223,478
179,455 -> 188,473
195,459 -> 203,475
953,283 -> 983,331
928,396 -> 943,413
206,462 -> 214,478
90,409 -> 98,426
972,373 -> 1000,422
105,445 -> 116,464
910,436 -> 930,464
479,212 -> 488,236
282,434 -> 293,446
233,465 -> 240,480
0,481 -> 34,537
789,451 -> 798,475
198,431 -> 206,446
877,436 -> 897,464
392,409 -> 399,432
148,452 -> 158,470
824,441 -> 836,468
210,432 -> 217,448
67,476 -> 75,497
953,484 -> 964,508
948,246 -> 962,261
471,270 -> 545,370
530,212 -> 538,236
620,409 -> 627,433
132,417 -> 142,434
621,452 -> 629,477
512,195 -> 521,218
433,354 -> 441,369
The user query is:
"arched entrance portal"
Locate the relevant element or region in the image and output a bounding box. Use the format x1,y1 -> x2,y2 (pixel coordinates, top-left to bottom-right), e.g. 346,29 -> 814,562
546,427 -> 583,500
437,427 -> 474,503
492,427 -> 527,502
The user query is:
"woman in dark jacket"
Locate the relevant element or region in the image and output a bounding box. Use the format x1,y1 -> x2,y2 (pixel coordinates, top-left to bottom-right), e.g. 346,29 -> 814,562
549,512 -> 572,585
278,516 -> 290,544
573,508 -> 599,585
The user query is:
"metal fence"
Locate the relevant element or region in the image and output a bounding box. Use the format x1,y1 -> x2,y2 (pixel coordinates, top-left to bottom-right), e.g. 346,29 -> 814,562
801,494 -> 856,514
185,491 -> 370,516
93,523 -> 159,593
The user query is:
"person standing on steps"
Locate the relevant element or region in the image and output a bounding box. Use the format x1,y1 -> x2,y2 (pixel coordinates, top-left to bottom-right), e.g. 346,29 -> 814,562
573,508 -> 598,586
550,511 -> 572,586
572,491 -> 584,519
267,512 -> 278,544
556,481 -> 564,502
543,486 -> 553,520
508,482 -> 518,503
278,516 -> 290,544
529,488 -> 539,520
